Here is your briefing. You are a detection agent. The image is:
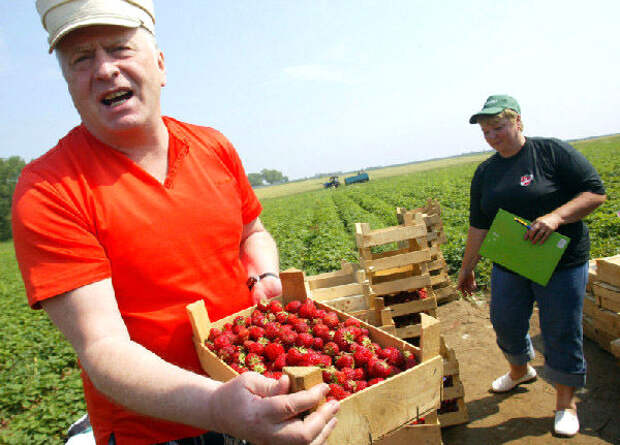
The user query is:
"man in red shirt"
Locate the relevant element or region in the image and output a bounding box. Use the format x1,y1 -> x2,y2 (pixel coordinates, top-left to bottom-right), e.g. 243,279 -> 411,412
12,1 -> 339,444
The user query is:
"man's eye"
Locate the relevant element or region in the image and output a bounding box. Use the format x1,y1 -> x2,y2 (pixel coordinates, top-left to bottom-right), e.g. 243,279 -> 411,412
72,55 -> 92,65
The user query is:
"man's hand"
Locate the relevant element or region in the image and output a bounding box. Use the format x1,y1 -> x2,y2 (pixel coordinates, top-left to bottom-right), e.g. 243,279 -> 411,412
208,372 -> 339,445
251,275 -> 282,304
526,212 -> 562,245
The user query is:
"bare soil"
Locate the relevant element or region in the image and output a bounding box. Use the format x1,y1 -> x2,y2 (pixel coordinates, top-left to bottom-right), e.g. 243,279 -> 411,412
436,298 -> 620,445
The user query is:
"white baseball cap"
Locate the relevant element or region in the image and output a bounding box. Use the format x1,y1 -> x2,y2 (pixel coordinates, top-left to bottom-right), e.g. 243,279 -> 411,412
36,0 -> 156,53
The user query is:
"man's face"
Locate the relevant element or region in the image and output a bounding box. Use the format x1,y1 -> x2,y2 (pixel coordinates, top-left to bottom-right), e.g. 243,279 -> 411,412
56,25 -> 166,140
480,116 -> 522,156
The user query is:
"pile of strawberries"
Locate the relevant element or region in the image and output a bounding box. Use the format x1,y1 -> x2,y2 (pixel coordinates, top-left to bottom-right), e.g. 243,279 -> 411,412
205,298 -> 418,401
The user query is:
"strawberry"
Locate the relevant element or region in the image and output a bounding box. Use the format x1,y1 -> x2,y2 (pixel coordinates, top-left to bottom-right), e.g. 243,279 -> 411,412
223,322 -> 234,332
275,311 -> 289,324
323,311 -> 340,329
323,341 -> 340,357
355,334 -> 372,347
293,321 -> 310,334
213,334 -> 232,351
245,352 -> 263,367
208,327 -> 222,342
321,366 -> 339,383
353,367 -> 366,381
250,362 -> 267,374
249,326 -> 265,341
296,332 -> 314,348
231,350 -> 246,366
328,383 -> 350,401
233,326 -> 249,344
341,367 -> 356,382
353,346 -> 374,367
403,350 -> 418,369
335,353 -> 355,370
233,315 -> 247,326
268,300 -> 284,314
333,327 -> 357,352
286,347 -> 306,366
256,299 -> 270,312
312,337 -> 324,351
230,363 -> 248,374
286,313 -> 300,326
300,351 -> 322,366
368,358 -> 393,379
418,288 -> 428,299
279,327 -> 298,347
264,322 -> 281,340
355,380 -> 368,392
312,323 -> 331,342
251,312 -> 266,328
317,354 -> 332,368
343,380 -> 357,393
219,345 -> 236,363
264,342 -> 285,362
298,299 -> 317,320
272,353 -> 287,371
285,300 -> 302,313
368,377 -> 385,386
381,347 -> 405,368
344,318 -> 361,328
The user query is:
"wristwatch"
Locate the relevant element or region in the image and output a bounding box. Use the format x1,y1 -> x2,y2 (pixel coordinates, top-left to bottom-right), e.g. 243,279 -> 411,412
246,272 -> 280,290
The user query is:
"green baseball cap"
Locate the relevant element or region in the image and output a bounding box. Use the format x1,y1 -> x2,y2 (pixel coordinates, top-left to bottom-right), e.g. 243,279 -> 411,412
469,95 -> 521,124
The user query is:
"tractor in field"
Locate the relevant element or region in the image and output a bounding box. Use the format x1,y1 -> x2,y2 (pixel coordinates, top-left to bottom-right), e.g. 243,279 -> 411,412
323,176 -> 340,188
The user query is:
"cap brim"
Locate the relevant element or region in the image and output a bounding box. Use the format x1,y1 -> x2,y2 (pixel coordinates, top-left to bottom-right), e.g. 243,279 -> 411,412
469,106 -> 506,124
49,17 -> 143,53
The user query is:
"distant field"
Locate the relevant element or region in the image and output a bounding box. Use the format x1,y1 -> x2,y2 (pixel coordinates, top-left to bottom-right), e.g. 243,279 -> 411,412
255,153 -> 492,200
1,135 -> 617,444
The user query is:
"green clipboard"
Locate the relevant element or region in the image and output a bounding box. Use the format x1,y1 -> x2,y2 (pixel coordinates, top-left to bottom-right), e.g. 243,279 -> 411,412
478,209 -> 570,286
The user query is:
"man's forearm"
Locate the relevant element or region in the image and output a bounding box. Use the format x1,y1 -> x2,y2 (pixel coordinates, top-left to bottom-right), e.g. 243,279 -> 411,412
550,191 -> 606,225
81,337 -> 222,431
241,230 -> 280,276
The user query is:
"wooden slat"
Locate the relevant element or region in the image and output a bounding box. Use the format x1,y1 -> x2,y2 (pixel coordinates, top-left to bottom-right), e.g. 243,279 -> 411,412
372,274 -> 431,296
592,281 -> 620,312
364,249 -> 431,272
311,283 -> 366,300
357,223 -> 428,248
596,255 -> 620,287
390,297 -> 438,317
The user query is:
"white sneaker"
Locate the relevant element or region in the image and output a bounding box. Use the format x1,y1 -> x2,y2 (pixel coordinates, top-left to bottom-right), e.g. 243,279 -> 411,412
554,409 -> 579,436
491,365 -> 537,392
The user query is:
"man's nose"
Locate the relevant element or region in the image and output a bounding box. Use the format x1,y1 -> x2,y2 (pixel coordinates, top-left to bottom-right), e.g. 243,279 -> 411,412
93,50 -> 119,80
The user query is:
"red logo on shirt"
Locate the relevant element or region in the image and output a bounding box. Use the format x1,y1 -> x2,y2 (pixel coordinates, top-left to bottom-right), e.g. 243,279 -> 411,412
520,174 -> 534,186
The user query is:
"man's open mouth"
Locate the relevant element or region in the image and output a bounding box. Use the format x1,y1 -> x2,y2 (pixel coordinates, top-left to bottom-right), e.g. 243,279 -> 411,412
101,90 -> 133,106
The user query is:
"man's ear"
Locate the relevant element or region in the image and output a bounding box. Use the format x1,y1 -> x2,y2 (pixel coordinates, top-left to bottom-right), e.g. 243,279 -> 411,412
158,50 -> 166,87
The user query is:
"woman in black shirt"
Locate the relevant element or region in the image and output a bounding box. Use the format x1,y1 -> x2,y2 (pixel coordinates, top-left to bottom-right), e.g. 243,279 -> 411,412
457,95 -> 606,437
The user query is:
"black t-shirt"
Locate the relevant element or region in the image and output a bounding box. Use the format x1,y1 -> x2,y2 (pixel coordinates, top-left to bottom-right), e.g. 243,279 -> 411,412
470,137 -> 606,268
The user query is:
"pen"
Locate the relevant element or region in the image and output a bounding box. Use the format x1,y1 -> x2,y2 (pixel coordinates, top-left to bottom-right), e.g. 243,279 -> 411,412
514,217 -> 531,230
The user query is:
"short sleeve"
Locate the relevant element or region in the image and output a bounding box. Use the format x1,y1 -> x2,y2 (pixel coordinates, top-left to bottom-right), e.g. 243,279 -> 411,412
11,170 -> 111,308
469,163 -> 492,229
206,129 -> 263,224
553,140 -> 606,196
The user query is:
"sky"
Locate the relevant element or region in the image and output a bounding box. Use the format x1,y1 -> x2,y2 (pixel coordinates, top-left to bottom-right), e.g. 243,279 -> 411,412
1,1 -> 619,180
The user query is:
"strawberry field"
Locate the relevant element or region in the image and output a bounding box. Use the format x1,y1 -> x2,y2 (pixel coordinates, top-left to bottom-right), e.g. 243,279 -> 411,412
1,135 -> 618,444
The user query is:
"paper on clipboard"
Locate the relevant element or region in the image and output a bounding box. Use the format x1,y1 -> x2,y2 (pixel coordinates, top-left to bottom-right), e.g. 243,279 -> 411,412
478,209 -> 570,286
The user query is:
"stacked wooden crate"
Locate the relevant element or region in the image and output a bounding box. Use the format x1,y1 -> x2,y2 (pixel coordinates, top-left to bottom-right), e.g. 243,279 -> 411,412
584,255 -> 620,360
437,336 -> 469,427
355,211 -> 437,344
397,199 -> 459,305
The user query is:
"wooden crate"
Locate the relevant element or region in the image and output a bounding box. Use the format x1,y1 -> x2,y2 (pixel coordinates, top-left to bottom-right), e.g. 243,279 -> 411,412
438,397 -> 469,428
186,269 -> 443,445
372,411 -> 442,445
583,314 -> 617,354
438,336 -> 468,427
592,281 -> 620,313
583,293 -> 620,338
596,255 -> 620,287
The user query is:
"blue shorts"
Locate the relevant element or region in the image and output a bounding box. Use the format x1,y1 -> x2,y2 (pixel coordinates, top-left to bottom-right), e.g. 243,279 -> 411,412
490,262 -> 588,388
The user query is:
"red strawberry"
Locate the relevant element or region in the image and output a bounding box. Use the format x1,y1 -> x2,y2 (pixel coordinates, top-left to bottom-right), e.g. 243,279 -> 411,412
233,326 -> 249,344
312,323 -> 331,342
335,353 -> 355,370
368,358 -> 393,379
286,347 -> 306,366
341,367 -> 356,382
264,322 -> 281,340
286,313 -> 300,325
353,346 -> 374,367
317,354 -> 332,368
268,300 -> 284,314
301,351 -> 322,366
272,353 -> 287,371
323,342 -> 340,357
298,300 -> 317,319
279,327 -> 298,347
355,334 -> 372,347
418,288 -> 428,299
293,321 -> 310,334
312,337 -> 324,351
231,350 -> 246,366
213,334 -> 232,351
296,332 -> 314,348
368,377 -> 385,386
381,347 -> 405,368
333,327 -> 357,352
275,311 -> 289,324
233,315 -> 247,326
223,322 -> 234,332
353,367 -> 366,381
321,366 -> 339,383
323,311 -> 340,329
249,326 -> 265,341
285,300 -> 302,313
355,380 -> 368,392
403,350 -> 418,369
251,313 -> 266,328
264,342 -> 285,362
219,345 -> 236,363
208,327 -> 222,342
256,299 -> 270,312
230,363 -> 248,374
250,362 -> 267,374
245,352 -> 263,367
328,383 -> 351,401
205,341 -> 215,351
344,318 -> 361,328
343,380 -> 357,393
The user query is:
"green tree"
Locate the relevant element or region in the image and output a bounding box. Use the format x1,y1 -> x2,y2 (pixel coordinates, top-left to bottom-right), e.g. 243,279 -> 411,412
0,156 -> 26,240
261,169 -> 287,185
248,173 -> 264,187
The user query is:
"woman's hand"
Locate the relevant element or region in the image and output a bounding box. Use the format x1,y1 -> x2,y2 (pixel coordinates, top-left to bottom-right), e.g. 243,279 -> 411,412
526,213 -> 562,245
457,268 -> 477,296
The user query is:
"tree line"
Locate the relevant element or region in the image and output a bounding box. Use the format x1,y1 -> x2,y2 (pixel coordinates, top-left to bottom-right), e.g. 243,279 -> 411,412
248,169 -> 289,187
0,156 -> 26,241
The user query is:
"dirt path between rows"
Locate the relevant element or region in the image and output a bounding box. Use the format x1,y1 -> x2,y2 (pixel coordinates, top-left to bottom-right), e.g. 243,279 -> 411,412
436,298 -> 620,445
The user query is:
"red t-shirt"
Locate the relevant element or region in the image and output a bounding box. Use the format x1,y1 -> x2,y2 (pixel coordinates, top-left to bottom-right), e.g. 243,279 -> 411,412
12,117 -> 262,444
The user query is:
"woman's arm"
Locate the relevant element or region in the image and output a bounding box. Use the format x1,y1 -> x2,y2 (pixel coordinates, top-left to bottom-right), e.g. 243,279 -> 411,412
457,226 -> 489,296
